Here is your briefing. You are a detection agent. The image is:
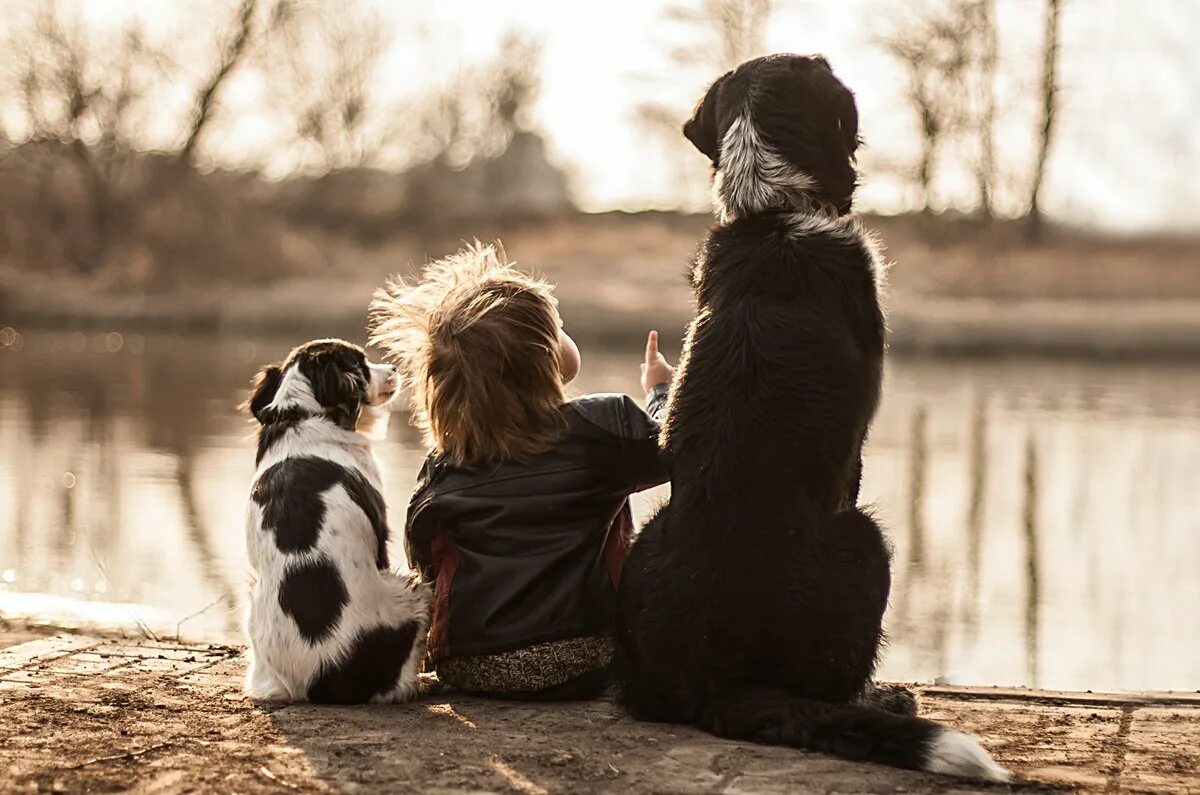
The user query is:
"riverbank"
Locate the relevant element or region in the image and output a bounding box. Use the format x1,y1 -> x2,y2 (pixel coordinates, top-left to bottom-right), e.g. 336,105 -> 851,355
2,633 -> 1198,793
7,271 -> 1200,360
4,212 -> 1198,358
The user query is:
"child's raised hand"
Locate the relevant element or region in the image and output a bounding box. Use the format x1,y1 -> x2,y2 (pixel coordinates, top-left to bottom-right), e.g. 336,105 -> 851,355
640,330 -> 676,393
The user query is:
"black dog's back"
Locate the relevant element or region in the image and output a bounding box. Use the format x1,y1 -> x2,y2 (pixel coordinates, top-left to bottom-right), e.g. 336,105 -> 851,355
617,213 -> 888,709
665,214 -> 884,511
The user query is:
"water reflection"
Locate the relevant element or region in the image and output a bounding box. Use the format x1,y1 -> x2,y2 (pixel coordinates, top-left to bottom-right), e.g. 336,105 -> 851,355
2,331 -> 1199,692
1022,433 -> 1040,689
863,357 -> 1200,692
964,395 -> 987,640
906,406 -> 928,575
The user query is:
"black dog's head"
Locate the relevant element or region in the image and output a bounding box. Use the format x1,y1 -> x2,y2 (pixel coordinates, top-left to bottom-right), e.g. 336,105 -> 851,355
683,54 -> 860,219
246,338 -> 396,431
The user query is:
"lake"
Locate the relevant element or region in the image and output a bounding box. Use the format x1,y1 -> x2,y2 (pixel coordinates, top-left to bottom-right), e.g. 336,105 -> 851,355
1,328 -> 1197,692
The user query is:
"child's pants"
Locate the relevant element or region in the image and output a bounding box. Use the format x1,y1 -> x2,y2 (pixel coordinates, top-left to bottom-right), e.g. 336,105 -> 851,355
435,635 -> 613,700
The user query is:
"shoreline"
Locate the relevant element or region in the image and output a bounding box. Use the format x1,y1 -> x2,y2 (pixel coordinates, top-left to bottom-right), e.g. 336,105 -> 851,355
7,291 -> 1200,360
5,209 -> 1198,360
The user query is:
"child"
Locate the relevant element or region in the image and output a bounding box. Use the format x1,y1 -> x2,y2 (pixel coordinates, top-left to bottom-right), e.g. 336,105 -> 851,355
369,243 -> 675,699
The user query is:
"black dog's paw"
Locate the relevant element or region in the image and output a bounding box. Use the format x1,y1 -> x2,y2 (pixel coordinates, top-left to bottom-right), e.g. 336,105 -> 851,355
859,680 -> 919,716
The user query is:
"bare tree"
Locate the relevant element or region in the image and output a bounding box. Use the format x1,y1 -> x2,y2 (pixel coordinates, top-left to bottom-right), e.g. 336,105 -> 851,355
490,32 -> 542,137
635,0 -> 775,209
3,1 -> 168,270
878,1 -> 978,214
177,0 -> 259,165
408,32 -> 545,169
973,0 -> 998,219
0,1 -> 556,277
701,0 -> 774,70
0,1 -> 288,276
259,0 -> 393,172
1025,0 -> 1063,240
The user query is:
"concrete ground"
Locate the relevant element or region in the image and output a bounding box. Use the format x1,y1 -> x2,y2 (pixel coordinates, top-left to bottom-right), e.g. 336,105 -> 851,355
1,635 -> 1197,794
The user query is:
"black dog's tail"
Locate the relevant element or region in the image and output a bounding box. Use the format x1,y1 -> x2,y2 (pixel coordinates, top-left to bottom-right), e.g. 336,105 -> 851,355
697,685 -> 1011,782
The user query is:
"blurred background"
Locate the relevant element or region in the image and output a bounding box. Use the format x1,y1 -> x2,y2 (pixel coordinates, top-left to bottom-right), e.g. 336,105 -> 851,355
1,0 -> 1197,692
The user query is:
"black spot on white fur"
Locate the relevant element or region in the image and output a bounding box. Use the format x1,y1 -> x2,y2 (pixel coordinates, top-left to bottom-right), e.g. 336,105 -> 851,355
307,622 -> 419,704
279,557 -> 348,643
252,456 -> 389,567
340,466 -> 390,569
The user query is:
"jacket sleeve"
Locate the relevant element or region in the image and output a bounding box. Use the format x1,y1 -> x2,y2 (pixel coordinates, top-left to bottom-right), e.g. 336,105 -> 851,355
616,384 -> 672,492
645,382 -> 671,423
403,458 -> 438,583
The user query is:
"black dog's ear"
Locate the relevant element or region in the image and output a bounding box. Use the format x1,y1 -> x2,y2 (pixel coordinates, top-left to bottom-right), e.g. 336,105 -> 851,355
827,75 -> 860,158
244,364 -> 283,423
683,73 -> 729,162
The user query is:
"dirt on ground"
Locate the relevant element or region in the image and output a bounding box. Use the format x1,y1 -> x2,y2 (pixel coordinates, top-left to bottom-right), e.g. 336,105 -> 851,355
3,635 -> 1199,794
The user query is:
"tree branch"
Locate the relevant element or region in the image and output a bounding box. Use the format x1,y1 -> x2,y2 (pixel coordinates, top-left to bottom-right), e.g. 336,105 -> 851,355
177,0 -> 258,165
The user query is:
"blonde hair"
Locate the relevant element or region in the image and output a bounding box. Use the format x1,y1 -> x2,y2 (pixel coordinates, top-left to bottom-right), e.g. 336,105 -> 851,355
369,242 -> 566,469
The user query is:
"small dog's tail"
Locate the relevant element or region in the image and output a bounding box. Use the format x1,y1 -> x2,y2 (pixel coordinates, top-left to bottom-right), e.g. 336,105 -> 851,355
697,685 -> 1011,782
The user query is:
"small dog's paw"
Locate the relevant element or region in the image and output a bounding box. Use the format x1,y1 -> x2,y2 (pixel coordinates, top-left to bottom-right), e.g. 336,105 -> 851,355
418,671 -> 448,698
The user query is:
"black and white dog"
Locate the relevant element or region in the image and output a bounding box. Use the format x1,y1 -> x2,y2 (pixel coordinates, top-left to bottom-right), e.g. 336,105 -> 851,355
615,55 -> 1010,782
243,338 -> 431,704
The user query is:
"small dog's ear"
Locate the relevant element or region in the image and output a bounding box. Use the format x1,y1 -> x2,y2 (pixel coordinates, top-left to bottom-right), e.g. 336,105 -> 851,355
244,364 -> 283,423
308,358 -> 363,431
331,370 -> 366,432
683,73 -> 728,162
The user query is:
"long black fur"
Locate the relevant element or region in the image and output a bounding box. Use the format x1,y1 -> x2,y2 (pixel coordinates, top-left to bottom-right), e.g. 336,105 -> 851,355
615,55 -> 1006,780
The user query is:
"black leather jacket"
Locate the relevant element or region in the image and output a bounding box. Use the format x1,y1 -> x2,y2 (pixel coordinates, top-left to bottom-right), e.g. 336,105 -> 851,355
405,386 -> 670,661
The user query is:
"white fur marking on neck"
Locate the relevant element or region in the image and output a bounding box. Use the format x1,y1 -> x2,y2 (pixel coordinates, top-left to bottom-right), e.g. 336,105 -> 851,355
784,210 -> 855,241
355,404 -> 391,442
714,111 -> 818,223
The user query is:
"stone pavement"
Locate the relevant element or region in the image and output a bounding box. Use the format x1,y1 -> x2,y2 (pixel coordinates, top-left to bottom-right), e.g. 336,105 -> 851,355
1,635 -> 1197,793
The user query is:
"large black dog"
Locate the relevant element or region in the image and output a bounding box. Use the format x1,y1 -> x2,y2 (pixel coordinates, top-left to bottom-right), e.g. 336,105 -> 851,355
615,54 -> 1010,782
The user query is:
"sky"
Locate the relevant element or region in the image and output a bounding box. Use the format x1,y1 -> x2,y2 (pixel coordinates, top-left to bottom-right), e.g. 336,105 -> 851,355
20,0 -> 1200,232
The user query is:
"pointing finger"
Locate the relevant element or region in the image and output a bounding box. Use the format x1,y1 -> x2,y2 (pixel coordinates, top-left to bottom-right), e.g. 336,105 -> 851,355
645,330 -> 659,363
